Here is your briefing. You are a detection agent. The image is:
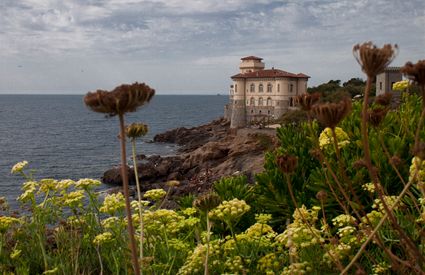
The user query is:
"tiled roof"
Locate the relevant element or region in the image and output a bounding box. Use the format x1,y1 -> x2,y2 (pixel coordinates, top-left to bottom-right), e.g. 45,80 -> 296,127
231,69 -> 310,79
241,56 -> 263,61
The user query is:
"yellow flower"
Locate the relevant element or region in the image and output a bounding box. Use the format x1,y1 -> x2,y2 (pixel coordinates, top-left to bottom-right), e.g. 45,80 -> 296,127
93,232 -> 114,246
209,199 -> 251,221
0,216 -> 20,232
392,80 -> 409,91
39,179 -> 58,193
100,193 -> 125,215
11,160 -> 28,174
62,190 -> 85,208
75,178 -> 101,189
319,127 -> 350,150
143,189 -> 166,201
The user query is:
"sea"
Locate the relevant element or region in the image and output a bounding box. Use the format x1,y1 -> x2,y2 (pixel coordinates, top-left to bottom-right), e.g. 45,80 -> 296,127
0,94 -> 228,209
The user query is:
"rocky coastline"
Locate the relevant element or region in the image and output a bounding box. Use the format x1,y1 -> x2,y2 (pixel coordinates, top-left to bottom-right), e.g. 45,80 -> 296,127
102,117 -> 278,201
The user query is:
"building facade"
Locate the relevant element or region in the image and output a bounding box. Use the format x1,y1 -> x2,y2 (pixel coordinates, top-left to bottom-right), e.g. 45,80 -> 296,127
224,56 -> 309,128
376,67 -> 402,96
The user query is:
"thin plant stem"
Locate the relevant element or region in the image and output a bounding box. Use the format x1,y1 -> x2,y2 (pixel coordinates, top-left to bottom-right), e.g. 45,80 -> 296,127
204,212 -> 210,275
96,245 -> 104,275
118,114 -> 141,275
131,139 -> 145,275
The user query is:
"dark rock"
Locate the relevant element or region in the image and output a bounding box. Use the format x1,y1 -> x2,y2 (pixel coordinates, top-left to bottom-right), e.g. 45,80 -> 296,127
102,165 -> 135,185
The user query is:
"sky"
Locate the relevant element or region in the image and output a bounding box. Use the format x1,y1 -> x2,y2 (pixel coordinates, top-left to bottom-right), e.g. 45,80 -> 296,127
0,0 -> 424,94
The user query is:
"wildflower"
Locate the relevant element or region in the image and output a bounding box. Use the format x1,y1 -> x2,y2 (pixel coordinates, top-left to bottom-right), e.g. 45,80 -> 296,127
257,253 -> 281,273
75,178 -> 101,189
276,154 -> 298,174
245,223 -> 275,238
401,60 -> 425,87
101,216 -> 124,229
11,160 -> 28,174
409,156 -> 425,183
209,199 -> 251,221
17,181 -> 38,202
372,196 -> 401,212
193,192 -> 221,212
143,188 -> 166,201
372,262 -> 391,274
0,216 -> 20,232
93,232 -> 114,246
62,190 -> 85,208
67,216 -> 85,227
181,207 -> 197,216
84,82 -> 155,116
353,42 -> 398,77
143,209 -> 184,234
332,214 -> 356,227
323,243 -> 352,265
255,213 -> 272,224
130,199 -> 150,211
56,179 -> 75,190
362,182 -> 375,193
319,127 -> 350,150
39,179 -> 58,193
296,92 -> 320,111
10,249 -> 22,260
361,210 -> 383,227
168,238 -> 190,252
126,122 -> 148,139
282,262 -> 312,275
312,99 -> 352,129
392,80 -> 410,92
100,193 -> 125,215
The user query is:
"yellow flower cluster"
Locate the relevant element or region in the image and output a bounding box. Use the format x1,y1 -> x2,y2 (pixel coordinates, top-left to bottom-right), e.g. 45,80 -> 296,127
362,182 -> 375,193
93,232 -> 114,246
282,261 -> 312,275
332,214 -> 356,227
168,238 -> 190,252
276,206 -> 323,252
181,207 -> 197,216
11,160 -> 28,174
18,181 -> 38,202
0,216 -> 20,232
178,243 -> 211,274
209,199 -> 251,221
392,80 -> 409,91
360,210 -> 383,227
75,178 -> 101,189
319,127 -> 350,150
62,190 -> 85,208
101,216 -> 124,229
255,213 -> 272,224
143,209 -> 184,234
409,157 -> 425,184
39,179 -> 59,193
372,262 -> 391,274
57,179 -> 75,191
323,243 -> 352,265
224,255 -> 245,273
257,253 -> 280,273
372,196 -> 401,212
100,193 -> 125,215
143,188 -> 167,201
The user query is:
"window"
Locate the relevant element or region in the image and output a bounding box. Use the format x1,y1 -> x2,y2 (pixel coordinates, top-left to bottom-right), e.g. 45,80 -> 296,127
289,97 -> 293,106
379,82 -> 382,90
289,84 -> 293,93
259,84 -> 263,93
235,84 -> 237,93
250,97 -> 255,106
267,97 -> 272,106
259,97 -> 263,106
277,84 -> 280,92
267,83 -> 272,93
250,83 -> 255,92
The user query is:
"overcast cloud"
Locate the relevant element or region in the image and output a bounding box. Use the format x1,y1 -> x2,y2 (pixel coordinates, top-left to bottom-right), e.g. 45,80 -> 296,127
0,0 -> 424,94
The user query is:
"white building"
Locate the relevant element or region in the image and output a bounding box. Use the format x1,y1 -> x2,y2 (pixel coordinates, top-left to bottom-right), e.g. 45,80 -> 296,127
224,56 -> 309,128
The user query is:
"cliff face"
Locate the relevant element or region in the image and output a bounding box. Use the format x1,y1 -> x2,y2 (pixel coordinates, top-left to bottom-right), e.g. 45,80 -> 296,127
102,118 -> 277,197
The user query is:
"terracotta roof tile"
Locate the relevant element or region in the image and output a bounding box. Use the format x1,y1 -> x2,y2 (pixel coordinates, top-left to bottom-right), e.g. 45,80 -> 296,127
231,69 -> 310,79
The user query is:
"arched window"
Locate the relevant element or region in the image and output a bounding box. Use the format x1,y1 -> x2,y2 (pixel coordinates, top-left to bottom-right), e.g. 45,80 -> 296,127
250,83 -> 255,93
250,97 -> 255,106
289,83 -> 293,93
277,84 -> 280,92
267,83 -> 272,93
259,84 -> 263,93
235,84 -> 238,93
267,97 -> 272,106
259,97 -> 263,106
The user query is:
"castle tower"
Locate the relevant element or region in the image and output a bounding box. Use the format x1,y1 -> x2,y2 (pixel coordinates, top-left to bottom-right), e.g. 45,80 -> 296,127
376,67 -> 402,96
239,56 -> 265,73
230,78 -> 247,128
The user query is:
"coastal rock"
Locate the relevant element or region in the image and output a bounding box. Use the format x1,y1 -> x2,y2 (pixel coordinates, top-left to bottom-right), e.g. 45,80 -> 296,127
102,118 -> 277,200
102,165 -> 135,185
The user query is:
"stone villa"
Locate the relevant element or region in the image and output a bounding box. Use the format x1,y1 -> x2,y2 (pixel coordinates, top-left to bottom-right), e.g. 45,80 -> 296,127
376,67 -> 402,96
224,56 -> 310,128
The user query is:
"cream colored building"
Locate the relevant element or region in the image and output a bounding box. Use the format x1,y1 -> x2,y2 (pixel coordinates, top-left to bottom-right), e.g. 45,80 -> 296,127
224,56 -> 309,128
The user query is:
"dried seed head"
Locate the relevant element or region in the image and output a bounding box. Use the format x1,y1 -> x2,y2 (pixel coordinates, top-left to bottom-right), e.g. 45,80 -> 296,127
126,123 -> 148,139
368,107 -> 388,127
390,155 -> 402,166
312,99 -> 352,129
353,159 -> 367,169
193,192 -> 221,212
353,42 -> 398,77
401,60 -> 425,87
309,148 -> 323,161
84,82 -> 155,116
296,93 -> 320,111
276,154 -> 298,174
374,93 -> 392,106
316,190 -> 328,202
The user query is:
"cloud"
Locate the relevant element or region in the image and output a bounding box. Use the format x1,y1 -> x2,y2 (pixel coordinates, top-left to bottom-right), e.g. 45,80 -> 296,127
0,0 -> 424,93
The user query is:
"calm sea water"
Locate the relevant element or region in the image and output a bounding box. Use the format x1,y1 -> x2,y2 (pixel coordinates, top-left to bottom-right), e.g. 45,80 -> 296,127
0,94 -> 228,208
